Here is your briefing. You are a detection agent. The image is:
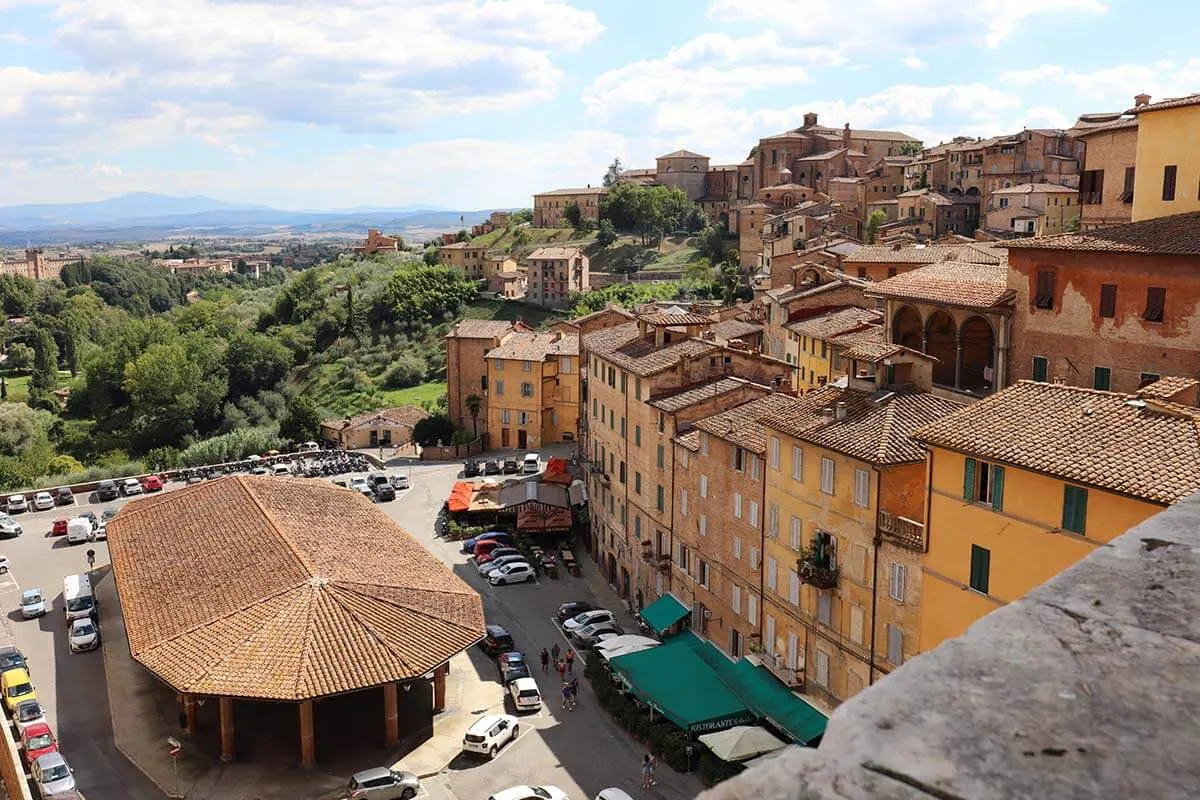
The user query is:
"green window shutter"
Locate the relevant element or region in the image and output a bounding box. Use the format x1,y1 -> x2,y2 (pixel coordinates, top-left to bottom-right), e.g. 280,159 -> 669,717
1063,485 -> 1088,534
1062,486 -> 1075,532
990,466 -> 1005,511
963,458 -> 977,501
1032,356 -> 1048,382
969,545 -> 990,594
1094,367 -> 1111,391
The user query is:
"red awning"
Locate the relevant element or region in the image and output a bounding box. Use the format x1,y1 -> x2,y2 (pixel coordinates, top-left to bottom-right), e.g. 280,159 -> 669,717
542,457 -> 571,485
448,481 -> 474,513
517,505 -> 573,533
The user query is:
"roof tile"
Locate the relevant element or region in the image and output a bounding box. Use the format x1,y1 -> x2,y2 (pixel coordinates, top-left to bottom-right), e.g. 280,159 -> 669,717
691,394 -> 798,453
786,307 -> 881,340
1004,212 -> 1200,255
583,322 -> 716,377
867,260 -> 1014,309
486,331 -> 579,360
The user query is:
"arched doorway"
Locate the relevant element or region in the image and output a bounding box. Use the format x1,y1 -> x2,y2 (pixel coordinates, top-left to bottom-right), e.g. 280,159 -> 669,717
966,187 -> 980,197
959,316 -> 996,393
606,553 -> 617,585
926,310 -> 957,386
949,187 -> 962,196
892,306 -> 923,350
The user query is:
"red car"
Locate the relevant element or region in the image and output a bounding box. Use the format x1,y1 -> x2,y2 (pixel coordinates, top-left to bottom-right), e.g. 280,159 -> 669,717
140,474 -> 164,492
51,518 -> 68,537
21,722 -> 57,766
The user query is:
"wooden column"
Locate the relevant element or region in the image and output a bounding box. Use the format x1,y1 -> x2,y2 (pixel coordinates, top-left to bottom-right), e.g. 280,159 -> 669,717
299,699 -> 315,770
433,665 -> 448,712
218,696 -> 235,763
383,683 -> 400,748
183,694 -> 197,735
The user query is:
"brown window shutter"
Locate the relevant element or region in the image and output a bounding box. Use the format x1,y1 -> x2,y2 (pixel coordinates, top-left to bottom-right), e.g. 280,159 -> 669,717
1163,166 -> 1177,201
1099,284 -> 1117,319
1144,287 -> 1166,322
1034,269 -> 1056,309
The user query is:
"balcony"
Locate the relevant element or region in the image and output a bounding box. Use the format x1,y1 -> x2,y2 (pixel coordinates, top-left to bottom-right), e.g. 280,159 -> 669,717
878,510 -> 926,552
760,651 -> 805,688
797,548 -> 838,590
642,551 -> 672,572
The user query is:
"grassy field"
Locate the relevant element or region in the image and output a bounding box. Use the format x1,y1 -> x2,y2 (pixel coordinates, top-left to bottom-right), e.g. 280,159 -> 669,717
471,226 -> 597,255
0,369 -> 76,403
462,298 -> 569,328
585,234 -> 700,273
376,381 -> 446,408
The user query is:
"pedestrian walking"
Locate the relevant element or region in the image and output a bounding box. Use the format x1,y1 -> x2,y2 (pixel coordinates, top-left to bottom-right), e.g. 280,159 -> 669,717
569,677 -> 579,708
648,752 -> 658,786
641,755 -> 653,789
557,659 -> 567,679
551,642 -> 561,662
562,681 -> 572,711
540,648 -> 550,673
566,648 -> 575,673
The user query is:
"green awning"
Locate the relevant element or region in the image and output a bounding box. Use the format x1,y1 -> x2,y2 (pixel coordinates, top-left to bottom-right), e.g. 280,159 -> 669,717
609,635 -> 755,733
640,594 -> 690,633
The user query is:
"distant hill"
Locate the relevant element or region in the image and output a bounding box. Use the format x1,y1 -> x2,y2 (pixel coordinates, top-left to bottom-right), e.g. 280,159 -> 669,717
0,193 -> 510,245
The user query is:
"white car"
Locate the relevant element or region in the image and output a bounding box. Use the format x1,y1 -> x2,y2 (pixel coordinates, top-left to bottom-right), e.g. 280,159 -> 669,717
0,514 -> 21,538
69,617 -> 100,652
0,554 -> 9,575
390,474 -> 411,490
20,589 -> 45,619
489,562 -> 536,586
272,463 -> 291,476
487,786 -> 568,800
349,475 -> 371,492
462,714 -> 519,759
477,555 -> 529,576
522,453 -> 540,474
32,492 -> 55,511
13,699 -> 46,734
297,441 -> 320,453
508,677 -> 541,712
6,495 -> 27,514
562,609 -> 614,634
122,478 -> 143,496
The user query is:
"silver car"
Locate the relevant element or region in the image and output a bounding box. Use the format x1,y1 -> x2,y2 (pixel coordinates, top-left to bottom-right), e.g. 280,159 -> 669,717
345,766 -> 420,799
0,513 -> 21,538
20,589 -> 45,619
32,751 -> 76,797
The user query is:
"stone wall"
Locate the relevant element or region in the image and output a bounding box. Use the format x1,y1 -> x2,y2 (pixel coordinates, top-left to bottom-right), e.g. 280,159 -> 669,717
698,492 -> 1200,800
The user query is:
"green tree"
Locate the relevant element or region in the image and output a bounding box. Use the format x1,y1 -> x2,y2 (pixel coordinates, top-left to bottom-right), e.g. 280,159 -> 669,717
382,354 -> 427,389
717,254 -> 744,306
455,230 -> 469,243
344,278 -> 365,339
509,228 -> 530,254
0,377 -> 5,400
4,342 -> 33,371
0,402 -> 46,456
225,332 -> 292,399
423,245 -> 440,266
0,275 -> 37,317
899,141 -> 923,157
464,392 -> 483,434
865,209 -> 889,245
562,202 -> 583,230
385,266 -> 478,329
596,219 -> 618,248
279,395 -> 321,444
602,157 -> 624,188
412,413 -> 456,446
696,224 -> 736,264
29,327 -> 59,396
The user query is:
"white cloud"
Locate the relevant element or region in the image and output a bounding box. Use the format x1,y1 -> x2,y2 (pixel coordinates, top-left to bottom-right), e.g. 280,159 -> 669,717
708,0 -> 1107,51
0,30 -> 29,44
91,161 -> 122,176
1000,59 -> 1200,106
902,56 -> 926,70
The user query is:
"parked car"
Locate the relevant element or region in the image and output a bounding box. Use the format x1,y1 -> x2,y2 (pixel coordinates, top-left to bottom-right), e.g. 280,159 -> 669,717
595,789 -> 636,800
250,464 -> 270,475
477,555 -> 529,577
555,601 -> 598,623
484,460 -> 502,476
373,483 -> 396,502
471,538 -> 514,559
6,494 -> 28,514
0,645 -> 27,677
13,699 -> 46,734
31,752 -> 76,798
508,677 -> 542,712
78,511 -> 99,530
522,453 -> 540,474
20,589 -> 46,619
480,625 -> 515,655
571,620 -> 623,648
369,473 -> 391,489
297,441 -> 320,453
140,474 -> 164,492
502,457 -> 520,474
2,667 -> 36,713
121,477 -> 143,496
462,714 -> 519,759
489,562 -> 536,586
475,547 -> 521,565
487,786 -> 567,800
69,618 -> 100,653
0,555 -> 8,575
50,518 -> 68,537
349,476 -> 374,499
54,487 -> 74,506
21,722 -> 57,767
344,766 -> 421,799
461,531 -> 511,554
391,473 -> 411,490
463,460 -> 481,478
497,651 -> 530,684
32,492 -> 55,511
94,507 -> 118,541
0,514 -> 22,539
562,609 -> 615,634
96,479 -> 119,501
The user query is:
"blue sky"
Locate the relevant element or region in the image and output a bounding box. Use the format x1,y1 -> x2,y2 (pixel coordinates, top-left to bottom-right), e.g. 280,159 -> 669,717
1,0 -> 1197,210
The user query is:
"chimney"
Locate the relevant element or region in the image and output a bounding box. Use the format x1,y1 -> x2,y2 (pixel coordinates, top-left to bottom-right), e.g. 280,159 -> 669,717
1134,93 -> 1151,107
803,111 -> 818,128
842,122 -> 851,150
835,401 -> 847,421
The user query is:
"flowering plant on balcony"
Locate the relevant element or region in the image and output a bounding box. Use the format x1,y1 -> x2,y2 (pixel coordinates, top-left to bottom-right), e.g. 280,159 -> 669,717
796,546 -> 838,590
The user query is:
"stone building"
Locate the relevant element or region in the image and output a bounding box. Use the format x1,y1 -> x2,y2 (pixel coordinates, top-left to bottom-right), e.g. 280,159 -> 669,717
841,240 -> 1004,283
355,228 -> 401,256
319,405 -> 429,450
484,330 -> 580,449
524,246 -> 589,309
532,187 -> 607,228
445,319 -> 533,438
1004,211 -> 1200,393
983,183 -> 1079,237
1072,102 -> 1142,230
1128,93 -> 1200,222
895,189 -> 980,238
0,248 -> 82,280
438,242 -> 490,280
979,129 -> 1083,213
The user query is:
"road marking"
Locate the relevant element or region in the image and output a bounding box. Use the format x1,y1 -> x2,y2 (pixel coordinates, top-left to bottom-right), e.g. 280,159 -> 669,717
0,571 -> 20,593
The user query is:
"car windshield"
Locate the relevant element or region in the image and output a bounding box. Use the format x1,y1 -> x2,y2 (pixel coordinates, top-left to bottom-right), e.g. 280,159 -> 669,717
66,597 -> 94,613
0,653 -> 21,669
74,623 -> 96,637
41,764 -> 70,782
9,682 -> 32,698
18,703 -> 41,721
519,690 -> 539,699
27,733 -> 53,749
22,593 -> 41,605
102,510 -> 118,520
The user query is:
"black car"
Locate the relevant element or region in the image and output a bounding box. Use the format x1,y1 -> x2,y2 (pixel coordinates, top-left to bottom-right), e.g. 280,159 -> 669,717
55,487 -> 74,506
556,601 -> 599,624
96,480 -> 119,501
463,461 -> 481,478
0,644 -> 27,676
373,483 -> 396,502
484,460 -> 502,476
481,624 -> 515,655
502,458 -> 520,474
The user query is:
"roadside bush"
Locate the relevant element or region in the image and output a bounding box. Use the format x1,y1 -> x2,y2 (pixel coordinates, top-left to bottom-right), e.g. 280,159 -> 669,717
179,427 -> 282,466
382,354 -> 427,389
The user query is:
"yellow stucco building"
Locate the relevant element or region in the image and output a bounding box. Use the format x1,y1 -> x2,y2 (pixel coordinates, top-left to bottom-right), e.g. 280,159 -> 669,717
484,331 -> 579,450
1130,94 -> 1200,222
914,379 -> 1200,650
785,307 -> 881,393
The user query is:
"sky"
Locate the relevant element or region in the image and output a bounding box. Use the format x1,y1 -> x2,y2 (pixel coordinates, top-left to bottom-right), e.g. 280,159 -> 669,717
1,0 -> 1198,211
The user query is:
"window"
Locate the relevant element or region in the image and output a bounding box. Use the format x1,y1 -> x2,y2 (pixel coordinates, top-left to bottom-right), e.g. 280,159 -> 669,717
699,560 -> 710,589
820,457 -> 835,495
769,437 -> 781,469
732,584 -> 742,615
750,455 -> 761,481
634,472 -> 641,494
1079,169 -> 1104,204
620,417 -> 626,437
887,624 -> 904,665
679,488 -> 688,515
481,375 -> 488,392
1144,287 -> 1166,323
889,563 -> 906,602
699,475 -> 709,498
969,544 -> 990,594
619,462 -> 626,483
815,650 -> 830,687
791,446 -> 803,480
849,605 -> 864,644
1034,269 -> 1055,310
657,444 -> 665,469
496,360 -> 505,371
816,592 -> 831,626
963,457 -> 1005,511
1099,284 -> 1117,319
609,409 -> 614,428
522,360 -> 532,372
1062,485 -> 1088,535
495,379 -> 505,396
999,197 -> 1009,208
1162,164 -> 1177,201
790,516 -> 802,551
1120,166 -> 1135,203
788,570 -> 800,606
732,447 -> 745,472
658,412 -> 666,434
634,425 -> 641,447
749,502 -> 759,527
559,357 -> 572,374
620,373 -> 627,394
1140,372 -> 1160,387
678,543 -> 690,573
592,398 -> 598,418
748,594 -> 758,626
1032,356 -> 1048,382
500,409 -> 511,424
733,536 -> 742,560
518,411 -> 529,425
853,469 -> 870,507
1093,367 -> 1111,391
655,485 -> 665,512
733,494 -> 743,519
635,378 -> 641,400
767,504 -> 779,538
620,504 -> 626,526
767,556 -> 778,591
634,516 -> 641,538
699,514 -> 708,536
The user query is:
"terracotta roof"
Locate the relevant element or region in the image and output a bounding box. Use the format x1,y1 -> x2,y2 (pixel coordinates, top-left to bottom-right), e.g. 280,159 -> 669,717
1138,376 -> 1200,401
641,311 -> 714,326
691,393 -> 799,454
786,306 -> 881,340
761,386 -> 963,466
914,381 -> 1200,505
535,187 -> 607,196
845,243 -> 1004,265
485,331 -> 579,360
709,318 -> 763,342
649,377 -> 751,413
440,241 -> 487,250
583,322 -> 716,377
674,429 -> 702,452
527,246 -> 585,260
1072,117 -> 1138,137
991,183 -> 1078,195
868,260 -> 1013,309
323,405 -> 429,432
658,149 -> 708,159
446,319 -> 521,339
107,476 -> 484,700
1126,94 -> 1200,114
1003,212 -> 1200,255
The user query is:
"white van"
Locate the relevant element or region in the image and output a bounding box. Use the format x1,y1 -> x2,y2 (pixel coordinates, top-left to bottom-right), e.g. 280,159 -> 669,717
63,574 -> 95,621
66,517 -> 92,545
